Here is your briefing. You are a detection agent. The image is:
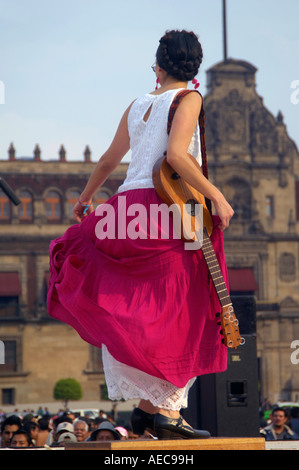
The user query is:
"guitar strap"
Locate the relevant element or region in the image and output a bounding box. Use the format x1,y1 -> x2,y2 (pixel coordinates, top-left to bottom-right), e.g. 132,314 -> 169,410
167,89 -> 212,215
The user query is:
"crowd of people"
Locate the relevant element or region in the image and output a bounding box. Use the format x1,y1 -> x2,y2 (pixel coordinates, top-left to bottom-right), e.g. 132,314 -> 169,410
0,407 -> 153,448
2,401 -> 299,447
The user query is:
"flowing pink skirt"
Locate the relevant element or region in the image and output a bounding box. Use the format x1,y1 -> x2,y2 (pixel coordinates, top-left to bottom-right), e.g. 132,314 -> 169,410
47,188 -> 228,388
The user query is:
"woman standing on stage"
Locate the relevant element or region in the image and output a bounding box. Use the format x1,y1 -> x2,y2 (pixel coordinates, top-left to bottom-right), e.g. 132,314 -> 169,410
48,29 -> 234,440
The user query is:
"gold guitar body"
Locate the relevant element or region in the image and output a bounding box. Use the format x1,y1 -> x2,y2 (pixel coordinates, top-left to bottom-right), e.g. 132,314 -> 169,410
153,154 -> 213,243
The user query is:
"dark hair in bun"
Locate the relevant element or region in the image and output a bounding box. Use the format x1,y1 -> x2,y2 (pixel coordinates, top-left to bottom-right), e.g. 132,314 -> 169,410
156,30 -> 203,81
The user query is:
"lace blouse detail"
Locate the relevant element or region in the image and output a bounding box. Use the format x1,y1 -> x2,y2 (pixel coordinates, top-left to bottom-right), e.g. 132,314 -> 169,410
118,89 -> 202,194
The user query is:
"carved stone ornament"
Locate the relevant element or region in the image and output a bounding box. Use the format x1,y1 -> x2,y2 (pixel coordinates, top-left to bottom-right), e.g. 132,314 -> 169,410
279,252 -> 296,281
205,89 -> 246,149
280,296 -> 299,308
223,178 -> 252,221
249,105 -> 278,154
224,109 -> 246,142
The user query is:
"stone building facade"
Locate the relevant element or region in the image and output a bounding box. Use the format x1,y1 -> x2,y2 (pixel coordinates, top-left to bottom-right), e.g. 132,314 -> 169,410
204,59 -> 299,404
0,146 -> 128,408
0,57 -> 299,408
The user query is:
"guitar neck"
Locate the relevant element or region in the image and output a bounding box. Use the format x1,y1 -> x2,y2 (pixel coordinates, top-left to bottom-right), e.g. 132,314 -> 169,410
202,229 -> 231,309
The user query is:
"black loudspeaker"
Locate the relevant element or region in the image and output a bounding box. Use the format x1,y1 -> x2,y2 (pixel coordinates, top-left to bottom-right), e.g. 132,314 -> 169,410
183,295 -> 260,437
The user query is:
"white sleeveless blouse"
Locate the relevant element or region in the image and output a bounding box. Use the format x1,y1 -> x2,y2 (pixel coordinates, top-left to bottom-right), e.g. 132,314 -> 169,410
118,88 -> 202,194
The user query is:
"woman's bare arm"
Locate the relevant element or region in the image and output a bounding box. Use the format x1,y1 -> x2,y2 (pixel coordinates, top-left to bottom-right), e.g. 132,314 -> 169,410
166,92 -> 234,230
74,102 -> 133,221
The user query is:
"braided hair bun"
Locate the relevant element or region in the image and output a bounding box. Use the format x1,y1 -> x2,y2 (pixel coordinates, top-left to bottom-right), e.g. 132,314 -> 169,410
156,30 -> 203,81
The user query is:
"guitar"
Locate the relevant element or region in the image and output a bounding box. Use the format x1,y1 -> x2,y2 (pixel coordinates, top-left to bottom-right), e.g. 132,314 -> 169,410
152,154 -> 244,349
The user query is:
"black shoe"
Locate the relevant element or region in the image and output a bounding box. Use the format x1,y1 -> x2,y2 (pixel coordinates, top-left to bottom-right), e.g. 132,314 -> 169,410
154,413 -> 211,440
130,408 -> 156,435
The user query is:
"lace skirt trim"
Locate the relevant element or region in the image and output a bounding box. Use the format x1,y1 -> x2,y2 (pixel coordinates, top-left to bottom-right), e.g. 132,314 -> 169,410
102,345 -> 196,411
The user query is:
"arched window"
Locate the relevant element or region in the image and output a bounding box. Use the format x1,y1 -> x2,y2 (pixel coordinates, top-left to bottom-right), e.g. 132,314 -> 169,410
18,190 -> 33,221
93,190 -> 110,206
66,190 -> 81,219
0,190 -> 11,222
45,190 -> 62,221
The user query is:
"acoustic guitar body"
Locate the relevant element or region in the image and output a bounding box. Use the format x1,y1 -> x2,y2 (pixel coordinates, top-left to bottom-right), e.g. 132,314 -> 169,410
152,154 -> 213,243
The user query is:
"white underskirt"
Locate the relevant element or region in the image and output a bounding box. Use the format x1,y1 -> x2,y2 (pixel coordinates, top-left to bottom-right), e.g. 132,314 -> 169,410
102,345 -> 196,411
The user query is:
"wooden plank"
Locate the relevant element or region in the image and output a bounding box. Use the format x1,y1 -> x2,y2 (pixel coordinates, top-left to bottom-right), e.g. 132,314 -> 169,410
65,437 -> 265,451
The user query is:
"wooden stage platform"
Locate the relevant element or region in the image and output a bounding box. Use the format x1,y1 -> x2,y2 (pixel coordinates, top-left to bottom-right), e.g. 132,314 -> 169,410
65,436 -> 266,451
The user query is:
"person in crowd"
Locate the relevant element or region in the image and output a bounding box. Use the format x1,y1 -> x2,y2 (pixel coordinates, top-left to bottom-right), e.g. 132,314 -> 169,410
56,431 -> 77,446
99,410 -> 108,420
56,421 -> 74,436
0,415 -> 22,447
73,418 -> 92,442
260,407 -> 299,440
62,410 -> 77,422
46,415 -> 73,446
23,420 -> 40,445
115,426 -> 129,440
36,416 -> 51,446
50,421 -> 76,447
10,428 -> 34,448
90,421 -> 121,441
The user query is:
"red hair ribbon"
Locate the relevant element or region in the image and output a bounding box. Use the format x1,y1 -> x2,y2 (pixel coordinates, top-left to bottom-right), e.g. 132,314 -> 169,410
192,78 -> 200,89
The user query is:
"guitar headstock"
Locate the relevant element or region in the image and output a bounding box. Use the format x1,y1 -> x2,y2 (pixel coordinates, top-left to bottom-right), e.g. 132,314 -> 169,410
218,304 -> 245,349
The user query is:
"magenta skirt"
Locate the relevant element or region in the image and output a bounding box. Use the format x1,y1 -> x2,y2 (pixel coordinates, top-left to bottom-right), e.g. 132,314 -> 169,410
47,188 -> 228,388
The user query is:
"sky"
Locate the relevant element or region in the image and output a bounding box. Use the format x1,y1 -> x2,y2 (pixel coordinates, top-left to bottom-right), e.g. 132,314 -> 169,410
0,0 -> 298,163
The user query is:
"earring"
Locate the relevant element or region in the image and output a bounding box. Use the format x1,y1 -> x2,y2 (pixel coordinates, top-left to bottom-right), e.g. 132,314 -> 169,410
192,78 -> 200,89
155,78 -> 160,90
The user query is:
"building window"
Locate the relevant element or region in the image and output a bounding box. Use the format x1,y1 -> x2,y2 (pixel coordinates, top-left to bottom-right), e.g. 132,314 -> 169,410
0,272 -> 21,317
0,340 -> 17,373
66,190 -> 81,219
45,190 -> 62,221
100,383 -> 109,400
18,190 -> 33,221
2,388 -> 15,405
266,196 -> 274,218
0,296 -> 19,318
0,189 -> 11,222
94,190 -> 110,206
